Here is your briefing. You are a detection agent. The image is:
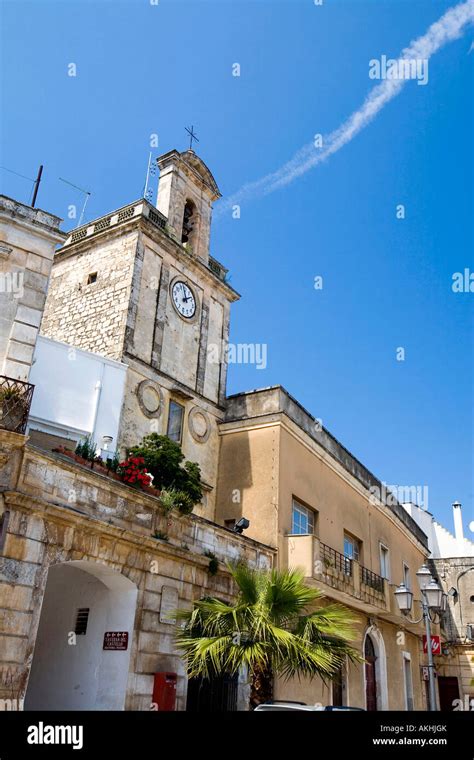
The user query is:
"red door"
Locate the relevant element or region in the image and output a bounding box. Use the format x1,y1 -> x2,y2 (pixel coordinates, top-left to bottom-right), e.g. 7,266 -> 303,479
365,635 -> 377,711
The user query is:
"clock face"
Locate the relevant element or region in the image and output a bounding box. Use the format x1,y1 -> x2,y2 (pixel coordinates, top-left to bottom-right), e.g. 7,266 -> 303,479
171,281 -> 197,319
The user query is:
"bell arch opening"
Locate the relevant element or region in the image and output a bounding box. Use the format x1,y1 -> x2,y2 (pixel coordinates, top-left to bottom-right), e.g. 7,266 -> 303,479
181,199 -> 198,249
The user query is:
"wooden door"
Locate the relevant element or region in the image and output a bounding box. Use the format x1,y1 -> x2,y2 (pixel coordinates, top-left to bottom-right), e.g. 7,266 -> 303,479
365,635 -> 377,711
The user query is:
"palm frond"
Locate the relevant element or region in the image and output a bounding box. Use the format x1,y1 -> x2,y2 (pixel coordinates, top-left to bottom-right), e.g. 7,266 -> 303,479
175,567 -> 360,688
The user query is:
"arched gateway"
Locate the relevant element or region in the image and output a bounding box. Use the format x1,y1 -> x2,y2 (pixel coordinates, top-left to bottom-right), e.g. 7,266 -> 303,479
25,561 -> 137,710
363,625 -> 388,711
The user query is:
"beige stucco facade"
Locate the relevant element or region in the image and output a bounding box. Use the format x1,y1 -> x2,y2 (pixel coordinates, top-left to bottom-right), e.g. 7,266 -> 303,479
216,387 -> 438,710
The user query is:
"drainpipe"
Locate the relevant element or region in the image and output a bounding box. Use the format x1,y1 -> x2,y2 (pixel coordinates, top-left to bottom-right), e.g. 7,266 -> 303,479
90,362 -> 106,451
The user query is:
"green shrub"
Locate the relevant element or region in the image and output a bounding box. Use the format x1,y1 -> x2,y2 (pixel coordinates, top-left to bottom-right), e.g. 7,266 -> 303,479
129,434 -> 203,510
106,451 -> 120,472
158,489 -> 179,515
173,490 -> 195,516
204,551 -> 219,576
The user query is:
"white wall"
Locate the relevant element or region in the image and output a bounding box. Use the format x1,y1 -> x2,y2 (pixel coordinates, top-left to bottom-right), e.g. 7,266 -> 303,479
403,503 -> 474,559
28,335 -> 127,454
25,562 -> 137,710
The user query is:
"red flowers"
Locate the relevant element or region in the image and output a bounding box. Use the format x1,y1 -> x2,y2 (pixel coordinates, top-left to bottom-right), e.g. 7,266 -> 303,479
117,456 -> 152,489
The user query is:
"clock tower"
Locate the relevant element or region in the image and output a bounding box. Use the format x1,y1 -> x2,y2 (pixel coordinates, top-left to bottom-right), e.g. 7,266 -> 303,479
41,148 -> 239,519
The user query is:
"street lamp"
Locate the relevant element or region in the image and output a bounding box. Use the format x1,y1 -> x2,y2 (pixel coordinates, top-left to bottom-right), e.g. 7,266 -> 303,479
394,583 -> 413,613
424,579 -> 443,611
394,563 -> 444,712
416,564 -> 432,591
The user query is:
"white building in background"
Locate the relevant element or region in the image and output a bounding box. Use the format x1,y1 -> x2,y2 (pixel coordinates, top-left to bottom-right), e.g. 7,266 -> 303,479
403,500 -> 474,709
403,501 -> 474,559
28,335 -> 127,457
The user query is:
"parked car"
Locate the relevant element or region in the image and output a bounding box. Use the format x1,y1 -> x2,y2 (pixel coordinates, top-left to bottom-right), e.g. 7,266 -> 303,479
254,701 -> 365,711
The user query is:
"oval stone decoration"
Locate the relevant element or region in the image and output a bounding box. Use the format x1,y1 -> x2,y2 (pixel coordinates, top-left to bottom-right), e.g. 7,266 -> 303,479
136,379 -> 163,419
188,406 -> 211,443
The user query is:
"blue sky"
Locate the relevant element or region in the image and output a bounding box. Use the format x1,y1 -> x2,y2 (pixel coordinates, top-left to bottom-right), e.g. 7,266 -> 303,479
1,0 -> 473,536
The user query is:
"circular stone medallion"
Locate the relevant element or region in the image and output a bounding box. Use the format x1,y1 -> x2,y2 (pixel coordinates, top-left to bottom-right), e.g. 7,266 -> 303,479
188,406 -> 211,443
137,379 -> 163,419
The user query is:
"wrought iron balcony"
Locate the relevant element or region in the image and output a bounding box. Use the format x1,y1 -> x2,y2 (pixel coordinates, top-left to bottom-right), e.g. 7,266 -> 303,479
320,541 -> 352,577
0,375 -> 35,434
360,565 -> 385,593
286,533 -> 389,611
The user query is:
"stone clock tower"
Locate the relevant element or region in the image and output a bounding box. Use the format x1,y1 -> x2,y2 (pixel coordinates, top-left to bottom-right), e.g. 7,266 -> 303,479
41,149 -> 239,519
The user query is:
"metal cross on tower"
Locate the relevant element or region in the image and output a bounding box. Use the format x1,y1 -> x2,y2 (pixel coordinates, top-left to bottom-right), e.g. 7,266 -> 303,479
185,125 -> 199,151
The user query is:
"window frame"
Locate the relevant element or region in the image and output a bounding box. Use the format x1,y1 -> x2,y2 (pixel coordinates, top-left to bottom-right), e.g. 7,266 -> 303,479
379,543 -> 390,580
166,399 -> 185,444
403,562 -> 411,589
343,532 -> 361,562
291,499 -> 315,536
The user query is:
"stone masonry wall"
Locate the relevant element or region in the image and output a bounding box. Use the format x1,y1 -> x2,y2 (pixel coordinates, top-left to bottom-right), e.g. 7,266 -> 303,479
0,197 -> 65,381
0,436 -> 274,710
41,229 -> 139,360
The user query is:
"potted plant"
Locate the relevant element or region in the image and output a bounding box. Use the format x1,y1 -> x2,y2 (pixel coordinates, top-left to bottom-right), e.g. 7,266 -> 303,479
75,435 -> 98,466
52,445 -> 76,459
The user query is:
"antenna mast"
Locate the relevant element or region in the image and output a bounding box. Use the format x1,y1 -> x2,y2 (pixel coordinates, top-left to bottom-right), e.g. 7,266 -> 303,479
31,165 -> 43,207
59,177 -> 91,227
143,152 -> 157,202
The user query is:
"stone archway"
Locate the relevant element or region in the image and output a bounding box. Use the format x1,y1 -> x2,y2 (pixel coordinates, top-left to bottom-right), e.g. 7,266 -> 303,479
25,561 -> 137,711
362,624 -> 388,711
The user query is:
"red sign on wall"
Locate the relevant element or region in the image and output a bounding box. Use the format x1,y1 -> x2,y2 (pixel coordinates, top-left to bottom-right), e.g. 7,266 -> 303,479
423,635 -> 441,655
103,631 -> 129,651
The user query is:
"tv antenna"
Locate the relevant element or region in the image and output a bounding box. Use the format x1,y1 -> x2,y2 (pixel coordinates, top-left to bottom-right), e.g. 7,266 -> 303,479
58,177 -> 91,227
143,152 -> 158,202
0,163 -> 43,207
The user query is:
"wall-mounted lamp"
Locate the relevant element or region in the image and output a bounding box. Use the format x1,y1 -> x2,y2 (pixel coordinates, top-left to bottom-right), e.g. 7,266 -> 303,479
233,518 -> 250,534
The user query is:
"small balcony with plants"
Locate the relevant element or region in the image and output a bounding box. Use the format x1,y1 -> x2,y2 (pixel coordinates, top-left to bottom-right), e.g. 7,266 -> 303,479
0,375 -> 35,435
51,432 -> 203,519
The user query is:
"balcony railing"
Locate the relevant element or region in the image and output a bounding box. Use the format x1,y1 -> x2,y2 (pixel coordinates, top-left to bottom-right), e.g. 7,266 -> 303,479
0,375 -> 35,434
360,565 -> 384,593
286,533 -> 389,611
209,256 -> 228,282
320,541 -> 352,576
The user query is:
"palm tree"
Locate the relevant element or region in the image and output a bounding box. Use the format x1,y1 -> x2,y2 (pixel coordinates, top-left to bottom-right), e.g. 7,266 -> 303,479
176,564 -> 361,708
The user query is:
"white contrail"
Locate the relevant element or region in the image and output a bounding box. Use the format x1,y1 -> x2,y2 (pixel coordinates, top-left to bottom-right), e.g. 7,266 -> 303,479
216,0 -> 474,216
